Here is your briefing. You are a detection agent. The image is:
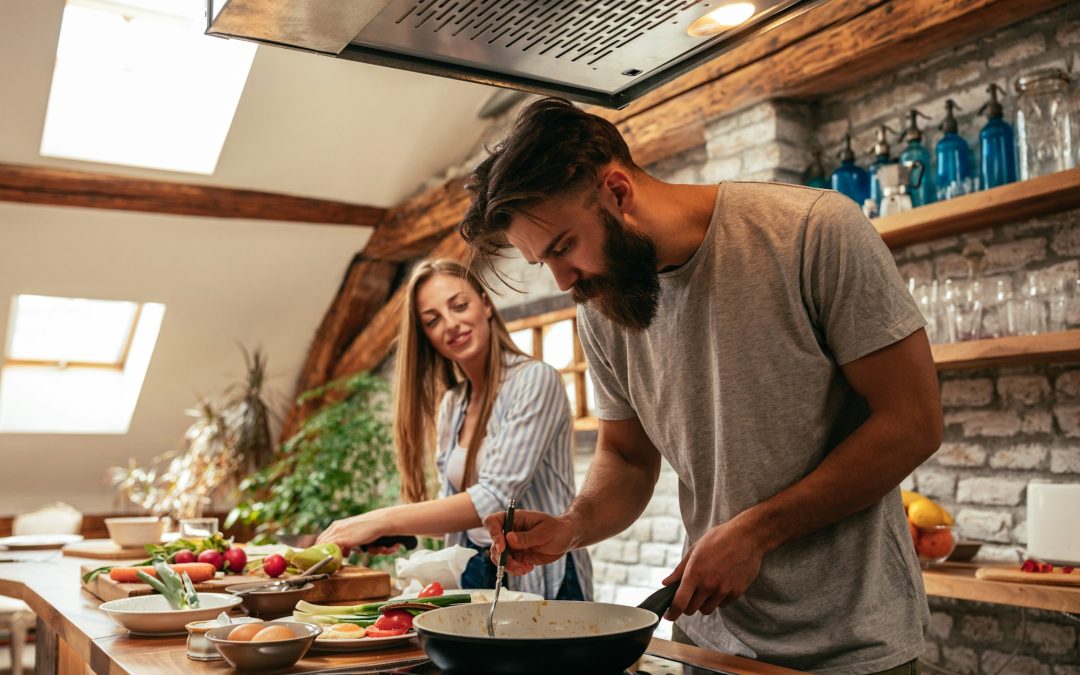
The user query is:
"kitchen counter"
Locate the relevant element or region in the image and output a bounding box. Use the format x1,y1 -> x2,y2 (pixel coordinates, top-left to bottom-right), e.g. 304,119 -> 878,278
922,562 -> 1080,613
0,554 -> 799,675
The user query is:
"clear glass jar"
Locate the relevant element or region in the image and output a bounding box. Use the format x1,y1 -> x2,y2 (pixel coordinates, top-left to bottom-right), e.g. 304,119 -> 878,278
1015,68 -> 1075,180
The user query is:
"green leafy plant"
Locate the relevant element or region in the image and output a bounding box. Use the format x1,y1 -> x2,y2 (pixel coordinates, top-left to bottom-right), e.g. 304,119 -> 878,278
226,372 -> 399,542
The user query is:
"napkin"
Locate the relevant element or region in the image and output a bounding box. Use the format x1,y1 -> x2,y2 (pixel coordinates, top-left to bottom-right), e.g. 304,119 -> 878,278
395,545 -> 477,591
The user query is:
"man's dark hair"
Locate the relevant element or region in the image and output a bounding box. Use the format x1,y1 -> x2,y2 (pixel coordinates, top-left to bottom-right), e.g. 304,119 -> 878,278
459,97 -> 638,269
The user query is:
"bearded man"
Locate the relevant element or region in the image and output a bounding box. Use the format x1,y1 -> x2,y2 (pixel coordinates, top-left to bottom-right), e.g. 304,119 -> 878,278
460,97 -> 943,675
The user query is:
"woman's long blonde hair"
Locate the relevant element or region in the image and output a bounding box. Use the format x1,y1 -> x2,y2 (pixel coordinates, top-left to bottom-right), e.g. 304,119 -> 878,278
393,259 -> 527,503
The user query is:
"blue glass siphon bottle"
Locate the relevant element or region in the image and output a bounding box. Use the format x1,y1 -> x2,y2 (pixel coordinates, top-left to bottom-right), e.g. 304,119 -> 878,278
978,83 -> 1018,190
830,133 -> 870,207
936,99 -> 973,200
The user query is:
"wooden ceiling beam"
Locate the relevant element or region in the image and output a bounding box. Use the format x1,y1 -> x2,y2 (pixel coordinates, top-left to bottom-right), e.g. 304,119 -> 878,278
0,162 -> 385,227
589,0 -> 889,127
279,254 -> 399,441
361,178 -> 472,263
613,0 -> 1065,167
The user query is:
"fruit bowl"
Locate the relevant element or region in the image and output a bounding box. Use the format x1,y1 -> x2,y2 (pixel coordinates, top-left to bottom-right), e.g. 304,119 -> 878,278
913,525 -> 956,568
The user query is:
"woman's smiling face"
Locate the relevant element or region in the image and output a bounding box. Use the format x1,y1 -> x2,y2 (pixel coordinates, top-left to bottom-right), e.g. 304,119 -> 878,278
415,272 -> 493,367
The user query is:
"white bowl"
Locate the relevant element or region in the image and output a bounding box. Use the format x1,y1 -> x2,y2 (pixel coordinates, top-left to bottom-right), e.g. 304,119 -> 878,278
105,517 -> 166,548
99,593 -> 242,636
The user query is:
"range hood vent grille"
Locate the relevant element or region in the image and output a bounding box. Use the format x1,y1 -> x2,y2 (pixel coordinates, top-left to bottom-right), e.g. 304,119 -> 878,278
395,0 -> 703,68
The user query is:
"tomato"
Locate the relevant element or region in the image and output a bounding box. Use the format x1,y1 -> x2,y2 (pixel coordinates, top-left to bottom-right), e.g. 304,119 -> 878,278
365,626 -> 409,638
418,581 -> 444,598
374,609 -> 414,632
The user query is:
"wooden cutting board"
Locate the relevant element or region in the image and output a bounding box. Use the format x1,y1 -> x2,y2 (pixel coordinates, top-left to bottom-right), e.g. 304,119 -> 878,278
81,561 -> 391,603
63,539 -> 149,560
976,565 -> 1080,586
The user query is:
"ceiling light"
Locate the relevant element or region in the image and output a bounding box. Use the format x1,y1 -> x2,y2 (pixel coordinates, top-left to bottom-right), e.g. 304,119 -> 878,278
688,3 -> 758,37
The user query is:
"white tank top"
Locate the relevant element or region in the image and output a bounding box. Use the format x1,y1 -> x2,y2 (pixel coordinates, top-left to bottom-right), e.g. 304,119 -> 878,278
446,442 -> 493,546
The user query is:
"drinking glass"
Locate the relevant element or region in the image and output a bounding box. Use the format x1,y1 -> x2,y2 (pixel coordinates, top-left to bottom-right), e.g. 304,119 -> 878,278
949,280 -> 984,342
982,278 -> 1015,338
180,517 -> 219,540
1015,274 -> 1048,336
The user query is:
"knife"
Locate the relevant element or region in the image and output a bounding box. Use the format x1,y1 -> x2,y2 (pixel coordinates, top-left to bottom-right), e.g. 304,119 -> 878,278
359,535 -> 419,552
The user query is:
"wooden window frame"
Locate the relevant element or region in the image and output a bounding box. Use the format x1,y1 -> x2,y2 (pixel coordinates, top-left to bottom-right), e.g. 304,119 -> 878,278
3,303 -> 143,372
506,307 -> 597,431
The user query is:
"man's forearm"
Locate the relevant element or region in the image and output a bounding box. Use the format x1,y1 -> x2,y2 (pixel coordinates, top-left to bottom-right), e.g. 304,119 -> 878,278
564,442 -> 660,549
743,410 -> 941,553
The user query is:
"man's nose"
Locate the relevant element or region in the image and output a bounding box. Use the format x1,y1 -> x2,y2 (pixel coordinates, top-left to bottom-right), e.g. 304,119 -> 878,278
549,261 -> 580,293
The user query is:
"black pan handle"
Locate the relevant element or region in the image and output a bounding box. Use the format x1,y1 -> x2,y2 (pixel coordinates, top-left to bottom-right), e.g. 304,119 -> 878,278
360,535 -> 418,552
638,580 -> 681,617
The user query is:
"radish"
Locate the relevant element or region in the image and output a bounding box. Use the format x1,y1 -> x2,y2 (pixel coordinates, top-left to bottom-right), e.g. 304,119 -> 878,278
172,549 -> 196,564
198,549 -> 225,571
263,553 -> 287,578
223,547 -> 247,574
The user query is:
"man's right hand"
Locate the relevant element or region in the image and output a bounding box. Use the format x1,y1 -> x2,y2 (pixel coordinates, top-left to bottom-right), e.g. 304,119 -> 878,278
484,509 -> 576,575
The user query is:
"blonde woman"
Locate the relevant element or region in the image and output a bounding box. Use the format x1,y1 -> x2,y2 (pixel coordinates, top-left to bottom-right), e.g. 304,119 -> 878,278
317,259 -> 591,600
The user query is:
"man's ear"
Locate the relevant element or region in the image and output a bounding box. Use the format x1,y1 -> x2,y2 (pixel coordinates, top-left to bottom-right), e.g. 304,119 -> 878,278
602,168 -> 635,216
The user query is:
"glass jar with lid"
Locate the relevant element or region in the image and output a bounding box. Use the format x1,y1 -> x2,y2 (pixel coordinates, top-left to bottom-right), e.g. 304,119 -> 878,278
1015,68 -> 1075,179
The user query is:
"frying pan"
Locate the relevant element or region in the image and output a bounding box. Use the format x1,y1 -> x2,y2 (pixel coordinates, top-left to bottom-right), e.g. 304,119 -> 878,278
412,583 -> 679,674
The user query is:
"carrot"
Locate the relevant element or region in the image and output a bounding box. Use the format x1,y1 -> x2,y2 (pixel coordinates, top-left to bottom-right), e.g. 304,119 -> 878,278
109,563 -> 216,584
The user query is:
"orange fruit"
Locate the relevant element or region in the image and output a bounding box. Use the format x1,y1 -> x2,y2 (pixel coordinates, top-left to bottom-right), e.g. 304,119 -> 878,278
908,520 -> 920,549
916,527 -> 954,559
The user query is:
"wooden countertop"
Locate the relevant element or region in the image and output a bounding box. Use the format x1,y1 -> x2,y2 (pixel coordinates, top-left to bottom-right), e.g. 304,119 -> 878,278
0,554 -> 798,675
922,563 -> 1080,613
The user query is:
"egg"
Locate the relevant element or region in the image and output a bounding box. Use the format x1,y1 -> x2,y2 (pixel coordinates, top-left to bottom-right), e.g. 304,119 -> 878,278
251,625 -> 296,642
316,623 -> 367,640
227,623 -> 265,641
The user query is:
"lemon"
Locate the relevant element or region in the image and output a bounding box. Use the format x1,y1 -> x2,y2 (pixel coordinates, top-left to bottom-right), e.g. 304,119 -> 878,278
907,498 -> 947,529
901,490 -> 923,510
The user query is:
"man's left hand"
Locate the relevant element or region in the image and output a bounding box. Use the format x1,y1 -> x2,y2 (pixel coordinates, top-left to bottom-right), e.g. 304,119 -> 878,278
662,514 -> 768,621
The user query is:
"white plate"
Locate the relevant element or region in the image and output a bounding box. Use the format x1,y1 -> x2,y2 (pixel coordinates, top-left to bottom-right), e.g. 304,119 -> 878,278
99,593 -> 242,636
389,589 -> 543,603
0,534 -> 83,550
309,631 -> 416,652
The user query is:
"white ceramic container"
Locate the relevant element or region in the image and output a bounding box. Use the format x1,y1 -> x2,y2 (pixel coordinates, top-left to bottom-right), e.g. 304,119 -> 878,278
104,517 -> 166,547
99,593 -> 242,636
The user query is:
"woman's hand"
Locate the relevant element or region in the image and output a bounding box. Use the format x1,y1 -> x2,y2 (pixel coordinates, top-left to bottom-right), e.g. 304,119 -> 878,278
316,512 -> 387,550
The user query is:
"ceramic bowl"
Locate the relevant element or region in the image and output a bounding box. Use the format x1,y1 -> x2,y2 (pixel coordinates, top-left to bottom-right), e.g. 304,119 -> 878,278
99,593 -> 243,636
104,517 -> 166,547
207,620 -> 321,670
224,582 -> 314,618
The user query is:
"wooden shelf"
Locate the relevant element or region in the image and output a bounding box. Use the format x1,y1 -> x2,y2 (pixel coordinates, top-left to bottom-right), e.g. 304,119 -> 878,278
923,564 -> 1080,613
874,167 -> 1080,248
932,330 -> 1080,371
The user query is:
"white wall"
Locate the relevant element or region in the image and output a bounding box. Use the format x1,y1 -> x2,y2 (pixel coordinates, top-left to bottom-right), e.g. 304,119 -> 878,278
0,202 -> 371,514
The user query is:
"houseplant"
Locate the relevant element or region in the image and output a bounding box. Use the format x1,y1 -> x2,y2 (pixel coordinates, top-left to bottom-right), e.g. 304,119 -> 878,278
225,371 -> 399,544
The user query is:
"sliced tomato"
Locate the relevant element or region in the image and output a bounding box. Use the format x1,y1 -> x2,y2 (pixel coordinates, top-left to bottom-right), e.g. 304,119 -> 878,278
374,609 -> 414,631
418,581 -> 444,598
365,626 -> 410,638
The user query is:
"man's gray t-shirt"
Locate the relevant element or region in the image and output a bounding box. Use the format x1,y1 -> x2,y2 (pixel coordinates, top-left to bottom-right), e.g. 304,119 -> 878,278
577,181 -> 930,674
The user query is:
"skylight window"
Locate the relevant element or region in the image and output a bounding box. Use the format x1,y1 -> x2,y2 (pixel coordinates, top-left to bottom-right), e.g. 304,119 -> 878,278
0,295 -> 166,434
40,0 -> 256,175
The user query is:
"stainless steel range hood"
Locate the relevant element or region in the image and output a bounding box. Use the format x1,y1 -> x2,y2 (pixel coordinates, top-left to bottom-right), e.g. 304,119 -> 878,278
206,0 -> 822,109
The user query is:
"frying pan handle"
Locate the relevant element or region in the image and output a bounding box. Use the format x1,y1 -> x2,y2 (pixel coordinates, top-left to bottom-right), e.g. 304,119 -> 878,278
637,580 -> 681,617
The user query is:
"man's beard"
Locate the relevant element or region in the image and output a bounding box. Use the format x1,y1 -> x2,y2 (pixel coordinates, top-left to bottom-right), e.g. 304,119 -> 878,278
571,207 -> 661,331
